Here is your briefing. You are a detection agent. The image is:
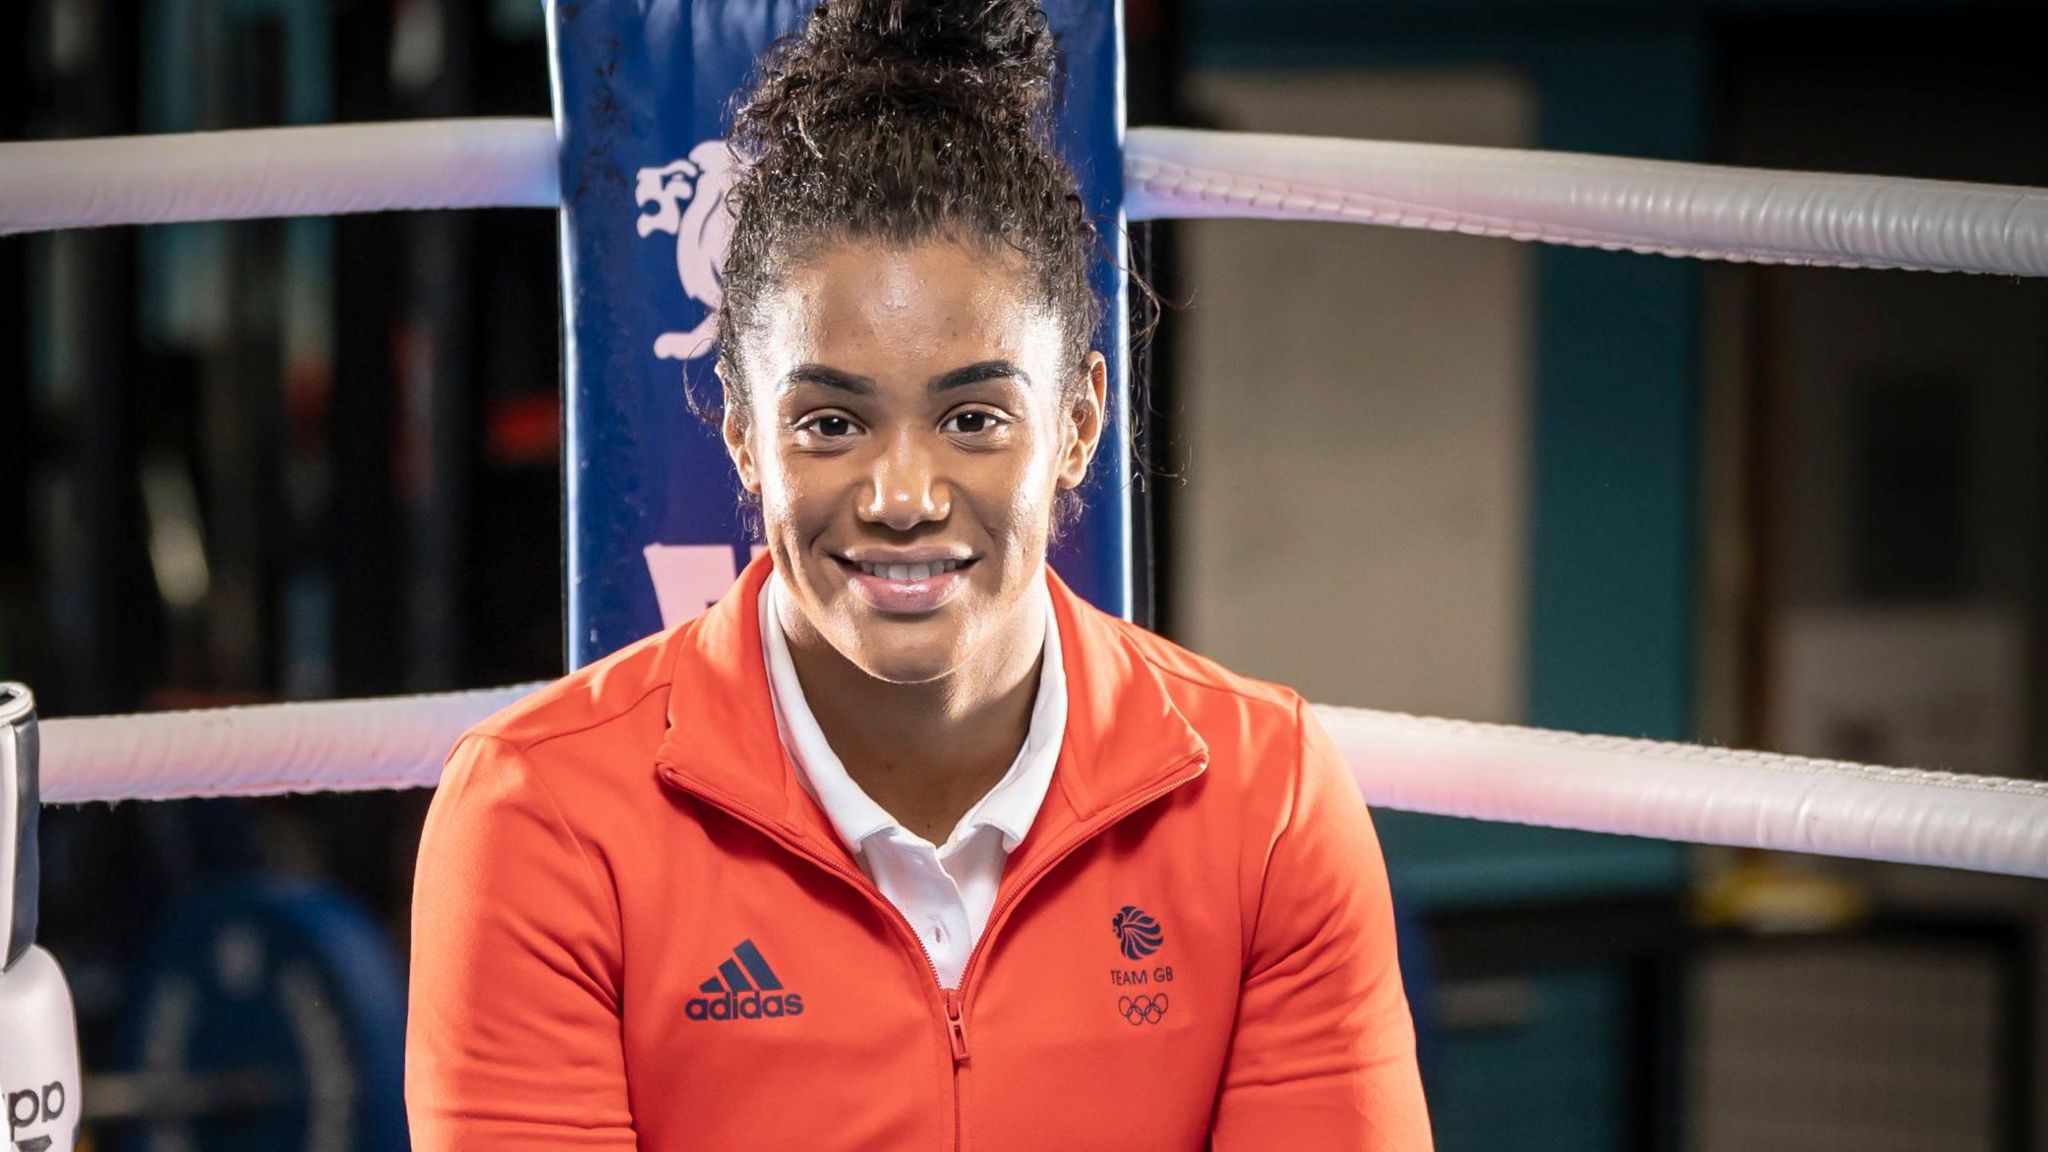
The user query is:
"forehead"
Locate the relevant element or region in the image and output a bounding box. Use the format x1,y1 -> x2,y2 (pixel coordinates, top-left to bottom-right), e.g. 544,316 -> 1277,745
753,240 -> 1061,375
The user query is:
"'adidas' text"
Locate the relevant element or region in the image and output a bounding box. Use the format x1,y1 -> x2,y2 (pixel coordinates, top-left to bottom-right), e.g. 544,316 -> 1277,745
685,990 -> 805,1021
686,938 -> 803,1022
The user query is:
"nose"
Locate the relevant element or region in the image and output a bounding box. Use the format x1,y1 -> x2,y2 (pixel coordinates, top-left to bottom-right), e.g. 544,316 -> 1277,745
858,428 -> 951,531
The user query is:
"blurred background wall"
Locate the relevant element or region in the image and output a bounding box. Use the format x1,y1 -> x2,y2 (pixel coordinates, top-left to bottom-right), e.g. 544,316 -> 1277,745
4,0 -> 2046,1149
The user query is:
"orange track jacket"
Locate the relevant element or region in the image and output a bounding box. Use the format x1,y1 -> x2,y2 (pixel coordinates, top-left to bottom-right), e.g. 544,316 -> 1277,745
407,552 -> 1434,1150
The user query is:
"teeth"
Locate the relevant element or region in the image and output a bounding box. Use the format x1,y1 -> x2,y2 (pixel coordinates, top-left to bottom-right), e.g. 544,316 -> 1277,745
857,559 -> 962,581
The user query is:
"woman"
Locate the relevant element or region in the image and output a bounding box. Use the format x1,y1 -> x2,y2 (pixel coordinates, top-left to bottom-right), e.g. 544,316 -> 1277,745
404,1 -> 1433,1147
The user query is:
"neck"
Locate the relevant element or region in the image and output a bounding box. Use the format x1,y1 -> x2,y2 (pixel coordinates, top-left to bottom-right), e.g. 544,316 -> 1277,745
775,576 -> 1046,815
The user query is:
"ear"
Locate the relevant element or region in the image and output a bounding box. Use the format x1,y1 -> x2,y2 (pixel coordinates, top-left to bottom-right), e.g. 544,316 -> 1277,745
717,364 -> 762,495
1057,351 -> 1108,492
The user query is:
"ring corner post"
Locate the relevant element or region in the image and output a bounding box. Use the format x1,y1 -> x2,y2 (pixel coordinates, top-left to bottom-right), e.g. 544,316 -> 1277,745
550,0 -> 1139,673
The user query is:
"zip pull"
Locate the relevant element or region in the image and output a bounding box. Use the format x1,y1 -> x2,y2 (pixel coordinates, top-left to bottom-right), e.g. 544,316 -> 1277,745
944,988 -> 970,1065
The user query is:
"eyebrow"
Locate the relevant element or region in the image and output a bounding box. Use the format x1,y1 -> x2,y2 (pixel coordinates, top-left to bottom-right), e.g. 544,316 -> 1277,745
932,360 -> 1032,392
780,360 -> 1031,396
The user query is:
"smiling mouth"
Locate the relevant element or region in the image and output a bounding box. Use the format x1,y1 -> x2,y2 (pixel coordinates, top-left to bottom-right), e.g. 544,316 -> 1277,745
830,554 -> 978,615
837,557 -> 975,581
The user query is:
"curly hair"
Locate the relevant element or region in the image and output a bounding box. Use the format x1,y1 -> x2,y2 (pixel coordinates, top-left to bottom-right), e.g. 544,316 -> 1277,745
714,0 -> 1105,526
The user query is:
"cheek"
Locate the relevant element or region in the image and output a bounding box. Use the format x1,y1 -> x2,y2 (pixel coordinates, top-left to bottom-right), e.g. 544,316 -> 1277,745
1005,464 -> 1050,526
967,439 -> 1061,551
754,444 -> 832,534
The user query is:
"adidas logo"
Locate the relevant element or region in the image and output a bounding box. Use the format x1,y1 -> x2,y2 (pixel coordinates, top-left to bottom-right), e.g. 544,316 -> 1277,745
685,939 -> 805,1022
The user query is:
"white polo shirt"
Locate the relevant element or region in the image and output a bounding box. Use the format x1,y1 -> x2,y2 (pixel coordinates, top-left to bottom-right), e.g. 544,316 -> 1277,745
759,571 -> 1067,989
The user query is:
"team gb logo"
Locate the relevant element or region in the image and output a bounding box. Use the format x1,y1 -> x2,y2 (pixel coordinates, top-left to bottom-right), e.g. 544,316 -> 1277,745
634,140 -> 741,364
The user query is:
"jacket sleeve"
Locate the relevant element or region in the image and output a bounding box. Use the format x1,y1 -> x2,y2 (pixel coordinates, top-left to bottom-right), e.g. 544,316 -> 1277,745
1208,697 -> 1435,1151
406,733 -> 637,1149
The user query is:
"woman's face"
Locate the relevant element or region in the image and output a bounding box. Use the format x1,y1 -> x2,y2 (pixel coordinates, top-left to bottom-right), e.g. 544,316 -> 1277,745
723,239 -> 1106,684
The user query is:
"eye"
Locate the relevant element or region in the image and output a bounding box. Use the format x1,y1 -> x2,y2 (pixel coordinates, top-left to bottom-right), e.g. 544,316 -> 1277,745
942,408 -> 1006,436
794,413 -> 861,440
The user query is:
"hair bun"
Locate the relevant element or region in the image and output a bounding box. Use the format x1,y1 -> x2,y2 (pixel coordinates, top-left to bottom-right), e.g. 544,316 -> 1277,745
735,0 -> 1057,149
822,0 -> 1055,100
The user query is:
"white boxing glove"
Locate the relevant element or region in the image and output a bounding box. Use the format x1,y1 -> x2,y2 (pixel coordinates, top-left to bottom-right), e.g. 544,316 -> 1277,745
4,685 -> 78,1151
1,945 -> 81,1152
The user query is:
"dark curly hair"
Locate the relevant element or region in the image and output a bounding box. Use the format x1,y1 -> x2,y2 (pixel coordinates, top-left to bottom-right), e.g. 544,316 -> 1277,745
714,0 -> 1105,527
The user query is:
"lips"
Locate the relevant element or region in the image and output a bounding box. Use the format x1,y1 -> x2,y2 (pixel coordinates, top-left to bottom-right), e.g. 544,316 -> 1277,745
833,555 -> 976,615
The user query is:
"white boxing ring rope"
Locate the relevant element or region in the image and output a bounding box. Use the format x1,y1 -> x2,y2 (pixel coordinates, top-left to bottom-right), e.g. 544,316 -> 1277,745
3,120 -> 2047,276
1125,127 -> 2048,275
35,684 -> 543,802
0,120 -> 561,234
5,117 -> 2048,880
31,688 -> 2048,880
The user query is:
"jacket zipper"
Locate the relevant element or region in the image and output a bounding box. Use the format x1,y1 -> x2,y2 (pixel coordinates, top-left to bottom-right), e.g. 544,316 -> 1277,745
945,987 -> 969,1152
944,987 -> 969,1059
934,757 -> 1204,1151
658,753 -> 1206,1148
952,754 -> 1207,997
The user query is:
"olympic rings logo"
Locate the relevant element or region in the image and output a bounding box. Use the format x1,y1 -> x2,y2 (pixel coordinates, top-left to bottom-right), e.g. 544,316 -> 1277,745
1118,993 -> 1168,1026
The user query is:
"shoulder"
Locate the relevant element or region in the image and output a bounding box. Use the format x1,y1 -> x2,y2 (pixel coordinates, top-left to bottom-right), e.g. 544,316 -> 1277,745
437,622 -> 690,805
1098,613 -> 1311,776
1088,618 -> 1379,953
1114,618 -> 1299,710
466,624 -> 681,749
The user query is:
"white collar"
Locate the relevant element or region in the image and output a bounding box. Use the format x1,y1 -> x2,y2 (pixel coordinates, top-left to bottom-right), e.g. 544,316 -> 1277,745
760,569 -> 1067,855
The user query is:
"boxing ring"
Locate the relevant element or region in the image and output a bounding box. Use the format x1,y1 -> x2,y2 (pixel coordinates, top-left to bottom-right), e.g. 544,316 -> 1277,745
9,115 -> 2047,867
4,1 -> 2048,1147
8,124 -> 2045,861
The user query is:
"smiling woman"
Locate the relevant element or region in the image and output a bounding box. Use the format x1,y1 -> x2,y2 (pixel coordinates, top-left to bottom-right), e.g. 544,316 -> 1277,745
725,239 -> 1103,696
403,1 -> 1433,1149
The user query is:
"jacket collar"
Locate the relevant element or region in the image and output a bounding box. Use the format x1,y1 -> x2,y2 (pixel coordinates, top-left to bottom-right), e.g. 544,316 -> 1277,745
652,550 -> 1208,867
761,571 -> 1066,855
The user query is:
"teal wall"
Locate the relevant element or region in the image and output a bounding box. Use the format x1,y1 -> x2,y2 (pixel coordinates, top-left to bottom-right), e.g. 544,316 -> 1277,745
1429,970 -> 1630,1152
1190,19 -> 1701,909
1185,14 -> 1707,1150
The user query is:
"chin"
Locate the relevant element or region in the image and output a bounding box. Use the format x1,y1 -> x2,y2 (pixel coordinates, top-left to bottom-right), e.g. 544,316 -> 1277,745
847,623 -> 963,685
